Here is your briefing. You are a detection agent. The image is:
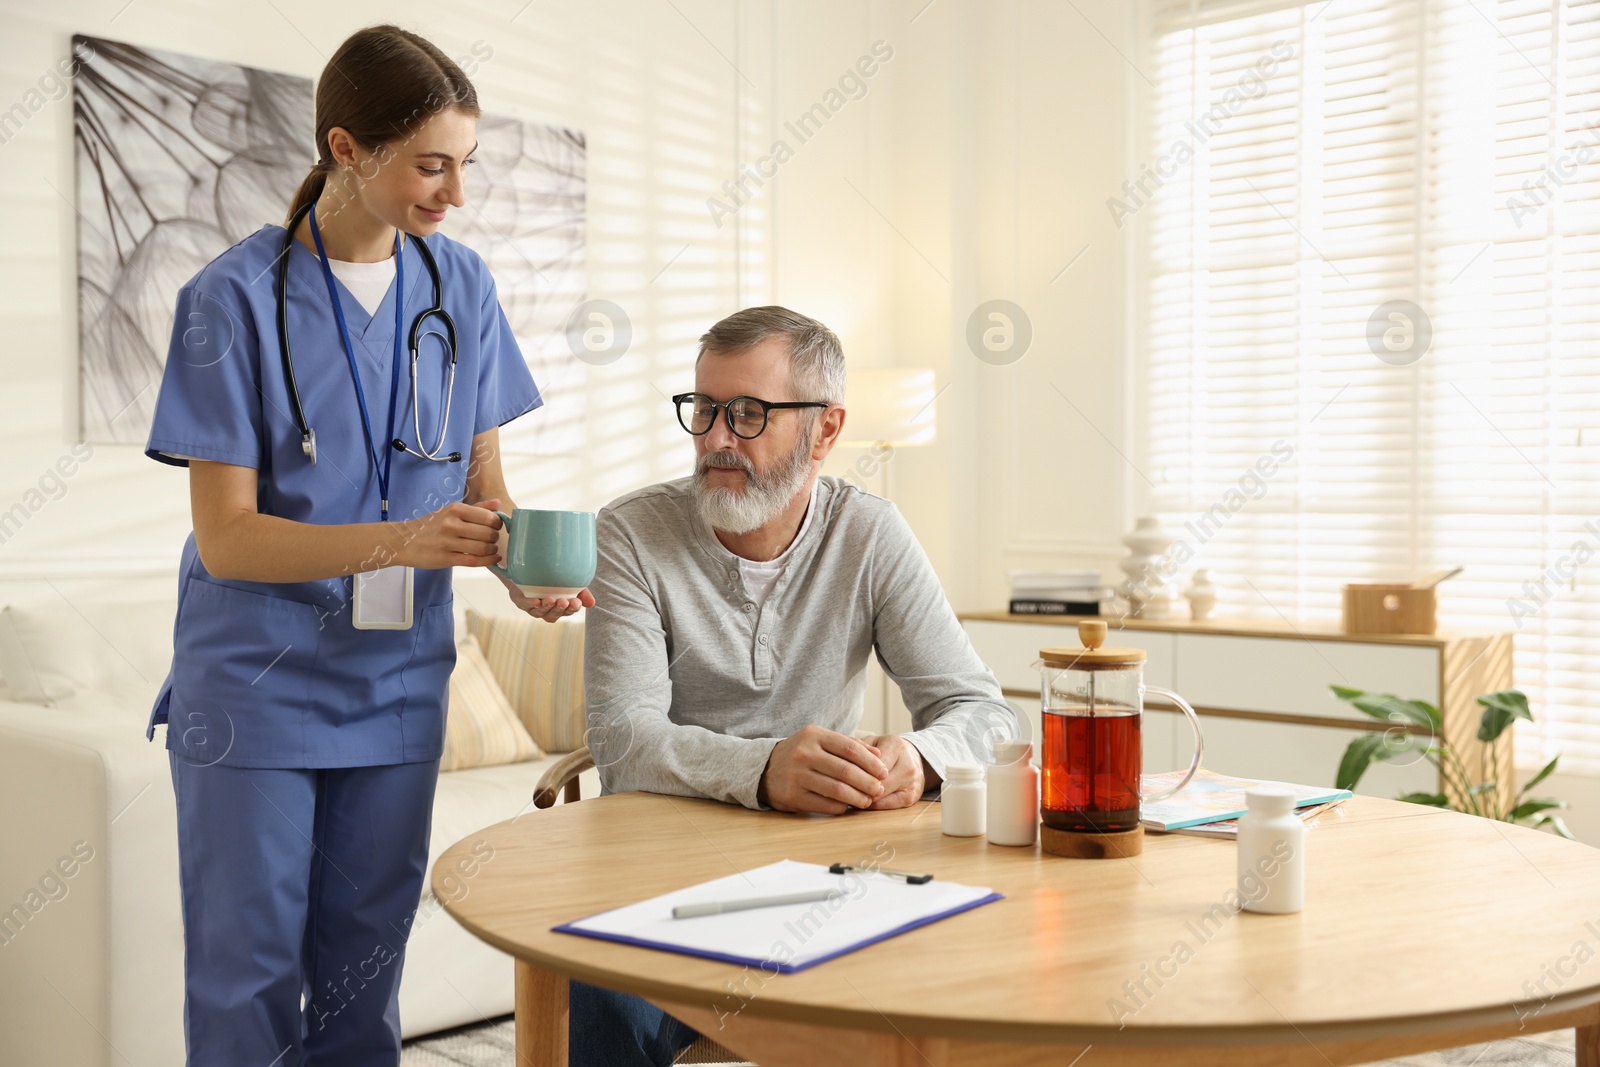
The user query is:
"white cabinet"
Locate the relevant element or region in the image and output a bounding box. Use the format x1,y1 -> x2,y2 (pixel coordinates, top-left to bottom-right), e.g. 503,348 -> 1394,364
1172,634 -> 1437,722
961,614 -> 1512,805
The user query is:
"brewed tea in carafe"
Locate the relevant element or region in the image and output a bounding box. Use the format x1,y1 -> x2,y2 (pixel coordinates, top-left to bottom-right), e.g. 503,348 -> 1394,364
1036,620 -> 1204,835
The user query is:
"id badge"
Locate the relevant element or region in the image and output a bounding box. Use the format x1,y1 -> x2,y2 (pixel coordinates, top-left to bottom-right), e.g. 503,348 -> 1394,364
353,565 -> 414,630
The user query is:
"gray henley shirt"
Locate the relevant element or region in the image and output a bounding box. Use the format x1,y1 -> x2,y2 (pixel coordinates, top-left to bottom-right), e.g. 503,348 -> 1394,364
584,474 -> 1016,809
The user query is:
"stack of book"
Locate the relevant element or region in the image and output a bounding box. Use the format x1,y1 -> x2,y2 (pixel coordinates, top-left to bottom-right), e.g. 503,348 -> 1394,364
1008,570 -> 1114,616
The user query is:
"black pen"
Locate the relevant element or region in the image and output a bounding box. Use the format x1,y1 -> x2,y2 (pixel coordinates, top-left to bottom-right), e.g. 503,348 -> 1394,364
828,862 -> 933,885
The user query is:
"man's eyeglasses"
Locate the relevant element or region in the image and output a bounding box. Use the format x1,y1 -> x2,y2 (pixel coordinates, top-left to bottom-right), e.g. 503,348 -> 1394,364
672,392 -> 829,440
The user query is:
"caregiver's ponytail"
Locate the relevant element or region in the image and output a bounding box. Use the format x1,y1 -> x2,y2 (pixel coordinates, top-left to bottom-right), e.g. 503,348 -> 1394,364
286,160 -> 334,224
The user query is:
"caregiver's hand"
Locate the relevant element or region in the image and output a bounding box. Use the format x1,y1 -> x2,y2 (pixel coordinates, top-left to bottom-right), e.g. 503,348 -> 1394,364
493,571 -> 594,623
395,499 -> 502,569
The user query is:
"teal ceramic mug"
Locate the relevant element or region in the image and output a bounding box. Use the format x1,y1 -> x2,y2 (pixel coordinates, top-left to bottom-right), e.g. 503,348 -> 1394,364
492,509 -> 597,598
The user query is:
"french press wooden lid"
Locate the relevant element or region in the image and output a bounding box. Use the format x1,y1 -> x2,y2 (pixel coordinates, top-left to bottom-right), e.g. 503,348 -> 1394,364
1039,620 -> 1146,670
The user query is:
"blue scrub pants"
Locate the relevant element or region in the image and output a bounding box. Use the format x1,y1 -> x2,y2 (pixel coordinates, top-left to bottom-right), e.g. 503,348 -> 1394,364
169,752 -> 440,1067
570,981 -> 700,1066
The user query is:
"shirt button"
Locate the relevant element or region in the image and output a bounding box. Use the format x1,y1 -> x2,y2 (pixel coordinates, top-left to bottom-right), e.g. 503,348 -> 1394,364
743,603 -> 755,613
758,634 -> 769,645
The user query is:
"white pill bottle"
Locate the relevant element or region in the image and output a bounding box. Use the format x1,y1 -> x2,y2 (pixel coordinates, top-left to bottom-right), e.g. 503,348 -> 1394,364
986,740 -> 1039,846
1237,785 -> 1304,914
941,762 -> 987,837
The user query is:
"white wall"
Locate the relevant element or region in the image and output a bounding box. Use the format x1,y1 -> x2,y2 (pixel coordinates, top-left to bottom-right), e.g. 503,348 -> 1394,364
768,0 -> 1137,609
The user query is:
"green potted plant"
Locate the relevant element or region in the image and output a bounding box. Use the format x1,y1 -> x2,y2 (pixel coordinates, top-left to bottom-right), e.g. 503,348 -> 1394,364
1329,685 -> 1574,838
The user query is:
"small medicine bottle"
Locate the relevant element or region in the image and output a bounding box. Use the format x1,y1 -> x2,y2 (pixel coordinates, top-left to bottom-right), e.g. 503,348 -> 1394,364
1237,785 -> 1304,914
940,763 -> 986,837
986,741 -> 1040,846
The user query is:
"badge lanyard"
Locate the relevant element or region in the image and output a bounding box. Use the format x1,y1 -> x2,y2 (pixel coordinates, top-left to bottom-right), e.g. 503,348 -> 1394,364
307,210 -> 414,630
307,209 -> 404,523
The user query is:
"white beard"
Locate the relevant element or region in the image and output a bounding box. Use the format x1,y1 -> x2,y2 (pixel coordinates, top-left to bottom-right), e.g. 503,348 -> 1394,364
693,428 -> 814,535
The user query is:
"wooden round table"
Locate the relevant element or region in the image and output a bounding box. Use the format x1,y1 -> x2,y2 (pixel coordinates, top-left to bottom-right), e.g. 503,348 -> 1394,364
435,791 -> 1600,1066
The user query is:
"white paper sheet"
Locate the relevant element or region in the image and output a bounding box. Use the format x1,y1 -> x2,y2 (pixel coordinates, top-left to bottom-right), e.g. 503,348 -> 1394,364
553,859 -> 1003,973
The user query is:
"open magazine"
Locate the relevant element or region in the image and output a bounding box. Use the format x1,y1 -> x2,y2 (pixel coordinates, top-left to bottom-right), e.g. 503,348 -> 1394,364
1140,768 -> 1352,835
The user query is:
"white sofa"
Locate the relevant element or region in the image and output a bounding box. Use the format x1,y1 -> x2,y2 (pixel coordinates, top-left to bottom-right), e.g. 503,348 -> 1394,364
0,572 -> 595,1067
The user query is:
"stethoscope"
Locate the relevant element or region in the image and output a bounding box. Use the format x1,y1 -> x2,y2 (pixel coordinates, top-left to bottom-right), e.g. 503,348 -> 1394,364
277,200 -> 462,469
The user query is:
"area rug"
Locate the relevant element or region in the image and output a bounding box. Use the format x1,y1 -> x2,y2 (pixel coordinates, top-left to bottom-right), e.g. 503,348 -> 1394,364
403,1015 -> 1578,1066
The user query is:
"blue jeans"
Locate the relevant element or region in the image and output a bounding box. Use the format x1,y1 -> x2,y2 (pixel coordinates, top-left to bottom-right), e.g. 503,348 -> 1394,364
569,980 -> 700,1067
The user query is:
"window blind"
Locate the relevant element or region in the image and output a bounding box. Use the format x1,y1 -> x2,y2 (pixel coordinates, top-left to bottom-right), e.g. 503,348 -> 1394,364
1140,0 -> 1600,773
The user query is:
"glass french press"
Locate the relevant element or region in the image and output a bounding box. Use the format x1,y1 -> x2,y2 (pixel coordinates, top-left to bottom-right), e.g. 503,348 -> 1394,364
1035,620 -> 1204,854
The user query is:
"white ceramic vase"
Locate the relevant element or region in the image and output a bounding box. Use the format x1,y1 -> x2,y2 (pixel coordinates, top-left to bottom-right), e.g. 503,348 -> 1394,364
1117,516 -> 1173,618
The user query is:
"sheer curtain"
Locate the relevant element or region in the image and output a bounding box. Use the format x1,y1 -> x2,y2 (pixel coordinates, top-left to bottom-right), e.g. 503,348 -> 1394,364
1138,0 -> 1600,773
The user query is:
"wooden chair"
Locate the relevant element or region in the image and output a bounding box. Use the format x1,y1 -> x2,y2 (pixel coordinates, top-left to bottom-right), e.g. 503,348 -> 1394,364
532,746 -> 596,808
531,747 -> 753,1065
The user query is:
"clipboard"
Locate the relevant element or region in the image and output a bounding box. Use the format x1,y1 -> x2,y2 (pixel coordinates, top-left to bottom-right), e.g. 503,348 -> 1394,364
552,859 -> 1003,974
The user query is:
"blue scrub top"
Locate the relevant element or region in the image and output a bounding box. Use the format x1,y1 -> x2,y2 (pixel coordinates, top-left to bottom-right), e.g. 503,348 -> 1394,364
142,224 -> 542,768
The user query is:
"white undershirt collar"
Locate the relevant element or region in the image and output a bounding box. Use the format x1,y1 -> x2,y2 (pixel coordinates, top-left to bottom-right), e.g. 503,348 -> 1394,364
738,481 -> 819,606
326,254 -> 396,317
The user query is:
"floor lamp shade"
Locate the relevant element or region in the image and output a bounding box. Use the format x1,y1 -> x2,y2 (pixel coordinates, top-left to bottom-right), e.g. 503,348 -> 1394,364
839,368 -> 938,447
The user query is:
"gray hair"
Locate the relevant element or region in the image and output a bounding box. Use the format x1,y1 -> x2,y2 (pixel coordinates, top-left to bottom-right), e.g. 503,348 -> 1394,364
696,306 -> 847,404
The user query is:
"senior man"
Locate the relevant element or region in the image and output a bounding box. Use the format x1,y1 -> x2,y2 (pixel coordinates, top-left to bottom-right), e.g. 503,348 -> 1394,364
569,305 -> 1015,1067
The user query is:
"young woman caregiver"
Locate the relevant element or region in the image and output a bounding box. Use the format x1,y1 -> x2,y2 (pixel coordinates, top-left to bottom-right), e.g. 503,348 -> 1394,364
140,25 -> 591,1066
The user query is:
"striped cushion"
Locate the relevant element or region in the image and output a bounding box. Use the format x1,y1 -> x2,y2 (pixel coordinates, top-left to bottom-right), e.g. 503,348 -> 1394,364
466,609 -> 587,753
440,633 -> 543,772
